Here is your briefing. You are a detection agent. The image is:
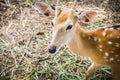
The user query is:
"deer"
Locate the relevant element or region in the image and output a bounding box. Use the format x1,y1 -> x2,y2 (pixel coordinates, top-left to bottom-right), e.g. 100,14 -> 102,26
34,0 -> 120,80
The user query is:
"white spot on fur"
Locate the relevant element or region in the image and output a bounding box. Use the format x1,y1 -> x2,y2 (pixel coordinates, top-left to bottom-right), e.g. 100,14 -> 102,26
107,41 -> 112,45
104,56 -> 107,59
102,28 -> 108,36
110,58 -> 114,61
102,31 -> 107,36
116,36 -> 120,38
99,45 -> 103,52
110,51 -> 114,53
115,43 -> 120,47
94,37 -> 97,41
99,49 -> 103,52
99,45 -> 102,48
117,59 -> 120,62
115,55 -> 119,57
104,52 -> 109,57
105,28 -> 108,31
98,38 -> 101,42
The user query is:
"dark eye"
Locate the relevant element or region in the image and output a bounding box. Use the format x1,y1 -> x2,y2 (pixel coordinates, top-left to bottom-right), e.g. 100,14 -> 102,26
51,21 -> 54,26
66,25 -> 73,30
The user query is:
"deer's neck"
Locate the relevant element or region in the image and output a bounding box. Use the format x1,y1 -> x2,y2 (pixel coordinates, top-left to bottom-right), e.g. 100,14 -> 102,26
68,23 -> 96,57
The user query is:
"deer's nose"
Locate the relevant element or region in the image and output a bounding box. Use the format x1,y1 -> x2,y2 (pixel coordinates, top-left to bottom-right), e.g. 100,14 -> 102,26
48,46 -> 56,53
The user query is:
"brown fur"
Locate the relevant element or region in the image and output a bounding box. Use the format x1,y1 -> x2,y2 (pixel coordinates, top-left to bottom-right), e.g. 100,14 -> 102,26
56,10 -> 70,24
53,10 -> 120,80
68,23 -> 120,80
54,10 -> 120,79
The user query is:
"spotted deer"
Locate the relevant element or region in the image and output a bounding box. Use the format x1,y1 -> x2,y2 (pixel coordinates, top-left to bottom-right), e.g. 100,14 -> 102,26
35,0 -> 120,80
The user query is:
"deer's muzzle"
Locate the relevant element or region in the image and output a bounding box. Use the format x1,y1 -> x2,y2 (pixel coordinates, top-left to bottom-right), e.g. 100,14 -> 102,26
48,46 -> 56,53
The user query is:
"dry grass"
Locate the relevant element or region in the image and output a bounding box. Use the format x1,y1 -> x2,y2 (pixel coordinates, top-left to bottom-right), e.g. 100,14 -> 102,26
0,0 -> 117,80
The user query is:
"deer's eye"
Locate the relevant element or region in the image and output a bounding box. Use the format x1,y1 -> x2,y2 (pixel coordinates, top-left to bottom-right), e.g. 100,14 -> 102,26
51,21 -> 54,26
66,25 -> 72,30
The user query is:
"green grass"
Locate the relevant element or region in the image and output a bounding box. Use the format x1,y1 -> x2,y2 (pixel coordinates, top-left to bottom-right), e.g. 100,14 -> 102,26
25,50 -> 91,80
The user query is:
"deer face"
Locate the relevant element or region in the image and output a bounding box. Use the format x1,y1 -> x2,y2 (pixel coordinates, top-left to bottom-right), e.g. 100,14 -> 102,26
48,10 -> 77,53
35,1 -> 96,53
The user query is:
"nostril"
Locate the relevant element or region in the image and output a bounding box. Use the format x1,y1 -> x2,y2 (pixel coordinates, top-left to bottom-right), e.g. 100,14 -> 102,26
48,47 -> 56,53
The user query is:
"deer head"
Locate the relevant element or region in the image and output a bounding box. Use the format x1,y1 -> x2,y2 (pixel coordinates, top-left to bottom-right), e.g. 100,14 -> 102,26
35,0 -> 96,53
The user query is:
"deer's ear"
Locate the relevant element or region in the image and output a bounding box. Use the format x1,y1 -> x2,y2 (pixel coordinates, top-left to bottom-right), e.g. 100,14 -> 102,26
76,11 -> 97,23
35,2 -> 55,17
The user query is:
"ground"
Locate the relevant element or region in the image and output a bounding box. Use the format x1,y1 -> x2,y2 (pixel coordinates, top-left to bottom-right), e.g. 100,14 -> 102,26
0,0 -> 118,80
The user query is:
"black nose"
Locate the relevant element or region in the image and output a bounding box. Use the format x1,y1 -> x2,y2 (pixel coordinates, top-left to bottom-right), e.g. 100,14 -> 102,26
48,47 -> 56,53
